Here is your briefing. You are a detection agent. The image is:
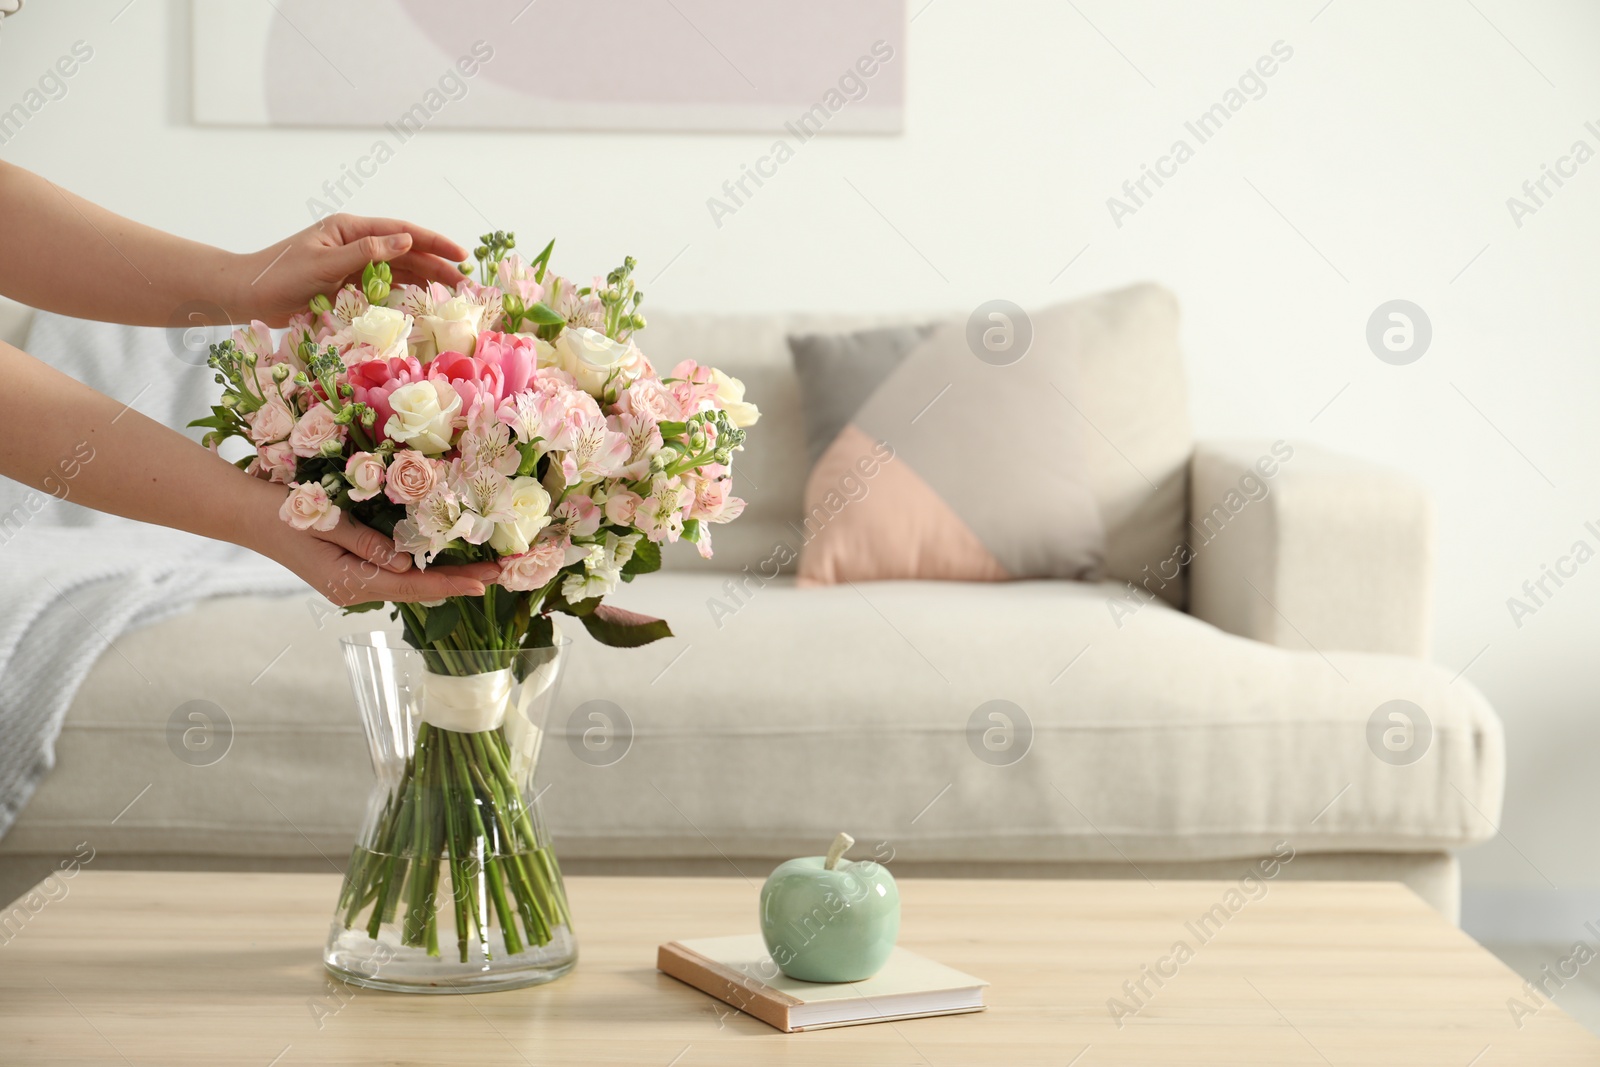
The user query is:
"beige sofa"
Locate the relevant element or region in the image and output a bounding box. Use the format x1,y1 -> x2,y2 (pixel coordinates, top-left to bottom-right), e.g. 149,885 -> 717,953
0,299 -> 1503,920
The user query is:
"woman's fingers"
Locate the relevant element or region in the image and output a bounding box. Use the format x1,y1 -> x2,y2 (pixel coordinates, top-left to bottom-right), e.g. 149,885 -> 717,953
325,231 -> 413,284
320,513 -> 410,573
354,562 -> 502,604
387,249 -> 470,290
325,215 -> 469,262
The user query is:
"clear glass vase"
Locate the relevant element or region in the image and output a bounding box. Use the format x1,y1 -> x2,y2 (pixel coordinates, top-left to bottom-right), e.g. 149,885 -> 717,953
324,632 -> 577,993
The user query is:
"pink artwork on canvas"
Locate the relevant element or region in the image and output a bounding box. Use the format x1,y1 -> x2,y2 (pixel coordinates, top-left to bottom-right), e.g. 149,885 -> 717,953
250,0 -> 905,133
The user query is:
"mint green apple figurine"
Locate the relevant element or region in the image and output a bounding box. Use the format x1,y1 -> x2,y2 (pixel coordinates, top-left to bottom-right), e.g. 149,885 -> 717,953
760,832 -> 900,982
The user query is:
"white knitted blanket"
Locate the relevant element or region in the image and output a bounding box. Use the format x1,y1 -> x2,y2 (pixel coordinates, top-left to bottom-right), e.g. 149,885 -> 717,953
0,312 -> 301,836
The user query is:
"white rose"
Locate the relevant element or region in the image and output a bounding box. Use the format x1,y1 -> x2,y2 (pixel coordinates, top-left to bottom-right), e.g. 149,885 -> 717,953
383,380 -> 462,455
344,451 -> 387,502
489,476 -> 553,554
345,305 -> 413,360
710,368 -> 760,428
553,326 -> 639,398
412,296 -> 487,363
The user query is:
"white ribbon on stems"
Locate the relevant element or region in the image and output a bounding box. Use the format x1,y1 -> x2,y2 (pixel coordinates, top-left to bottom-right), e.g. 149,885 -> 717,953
419,669 -> 515,733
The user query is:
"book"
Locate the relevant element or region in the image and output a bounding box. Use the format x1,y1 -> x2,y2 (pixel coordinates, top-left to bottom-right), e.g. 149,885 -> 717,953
656,933 -> 988,1033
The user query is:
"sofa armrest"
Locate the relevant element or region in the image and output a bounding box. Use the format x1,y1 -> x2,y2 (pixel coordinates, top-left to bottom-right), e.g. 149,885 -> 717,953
1187,440 -> 1434,657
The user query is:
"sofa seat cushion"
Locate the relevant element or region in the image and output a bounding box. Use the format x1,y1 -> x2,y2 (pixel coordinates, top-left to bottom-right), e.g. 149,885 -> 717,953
1,578 -> 1502,867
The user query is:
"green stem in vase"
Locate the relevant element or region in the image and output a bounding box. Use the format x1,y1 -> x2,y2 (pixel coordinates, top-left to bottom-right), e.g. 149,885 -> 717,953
438,737 -> 473,964
445,731 -> 523,957
467,732 -> 551,946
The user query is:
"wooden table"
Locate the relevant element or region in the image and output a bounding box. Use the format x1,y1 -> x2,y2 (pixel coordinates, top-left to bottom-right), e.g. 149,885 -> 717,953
1,872 -> 1595,1065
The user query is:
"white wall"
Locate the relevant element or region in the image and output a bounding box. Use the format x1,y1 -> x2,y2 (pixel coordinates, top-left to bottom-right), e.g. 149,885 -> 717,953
2,0 -> 1597,922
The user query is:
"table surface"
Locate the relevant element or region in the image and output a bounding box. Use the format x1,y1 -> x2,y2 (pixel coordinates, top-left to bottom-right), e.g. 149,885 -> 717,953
1,871 -> 1595,1066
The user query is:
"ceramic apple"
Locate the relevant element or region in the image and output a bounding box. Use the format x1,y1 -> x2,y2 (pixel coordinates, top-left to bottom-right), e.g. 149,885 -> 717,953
759,833 -> 900,982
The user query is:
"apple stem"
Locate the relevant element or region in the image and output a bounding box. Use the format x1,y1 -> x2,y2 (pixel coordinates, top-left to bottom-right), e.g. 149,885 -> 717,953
824,832 -> 854,871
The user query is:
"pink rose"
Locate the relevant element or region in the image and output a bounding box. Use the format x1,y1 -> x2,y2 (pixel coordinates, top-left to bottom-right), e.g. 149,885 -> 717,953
288,403 -> 347,458
385,450 -> 441,504
498,532 -> 576,592
345,451 -> 386,502
617,378 -> 686,423
248,440 -> 297,485
497,372 -> 603,451
245,395 -> 295,445
603,488 -> 643,526
280,481 -> 339,532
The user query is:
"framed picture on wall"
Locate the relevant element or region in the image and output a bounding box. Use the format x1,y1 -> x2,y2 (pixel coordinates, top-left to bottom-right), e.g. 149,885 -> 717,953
191,0 -> 906,134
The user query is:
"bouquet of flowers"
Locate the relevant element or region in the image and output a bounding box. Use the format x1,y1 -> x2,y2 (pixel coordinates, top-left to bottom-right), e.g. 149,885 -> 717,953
194,232 -> 756,967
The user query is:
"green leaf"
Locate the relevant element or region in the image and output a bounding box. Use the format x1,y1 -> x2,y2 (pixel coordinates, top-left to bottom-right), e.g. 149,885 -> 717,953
622,538 -> 661,577
656,420 -> 688,439
342,601 -> 386,615
530,238 -> 556,282
521,613 -> 555,650
524,302 -> 566,326
493,588 -> 521,628
355,505 -> 399,538
681,518 -> 702,543
549,593 -> 601,617
580,604 -> 673,648
421,600 -> 461,645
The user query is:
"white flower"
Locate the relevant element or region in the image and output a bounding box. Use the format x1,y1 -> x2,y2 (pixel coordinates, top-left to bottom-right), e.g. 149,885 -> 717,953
344,452 -> 386,502
344,305 -> 413,360
394,485 -> 473,565
552,326 -> 643,398
452,464 -> 517,546
384,380 -> 462,455
711,368 -> 760,428
560,531 -> 641,602
411,295 -> 489,363
488,476 -> 554,554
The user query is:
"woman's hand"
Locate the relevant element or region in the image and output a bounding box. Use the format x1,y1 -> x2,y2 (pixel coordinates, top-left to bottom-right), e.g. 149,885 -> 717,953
244,481 -> 499,606
232,214 -> 470,327
0,164 -> 471,329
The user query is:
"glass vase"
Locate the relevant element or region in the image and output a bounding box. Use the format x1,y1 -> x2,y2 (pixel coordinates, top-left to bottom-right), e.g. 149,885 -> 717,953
323,632 -> 577,993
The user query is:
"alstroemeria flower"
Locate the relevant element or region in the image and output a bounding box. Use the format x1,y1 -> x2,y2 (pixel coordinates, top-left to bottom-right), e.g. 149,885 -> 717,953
458,400 -> 522,476
556,417 -> 632,486
634,474 -> 692,544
